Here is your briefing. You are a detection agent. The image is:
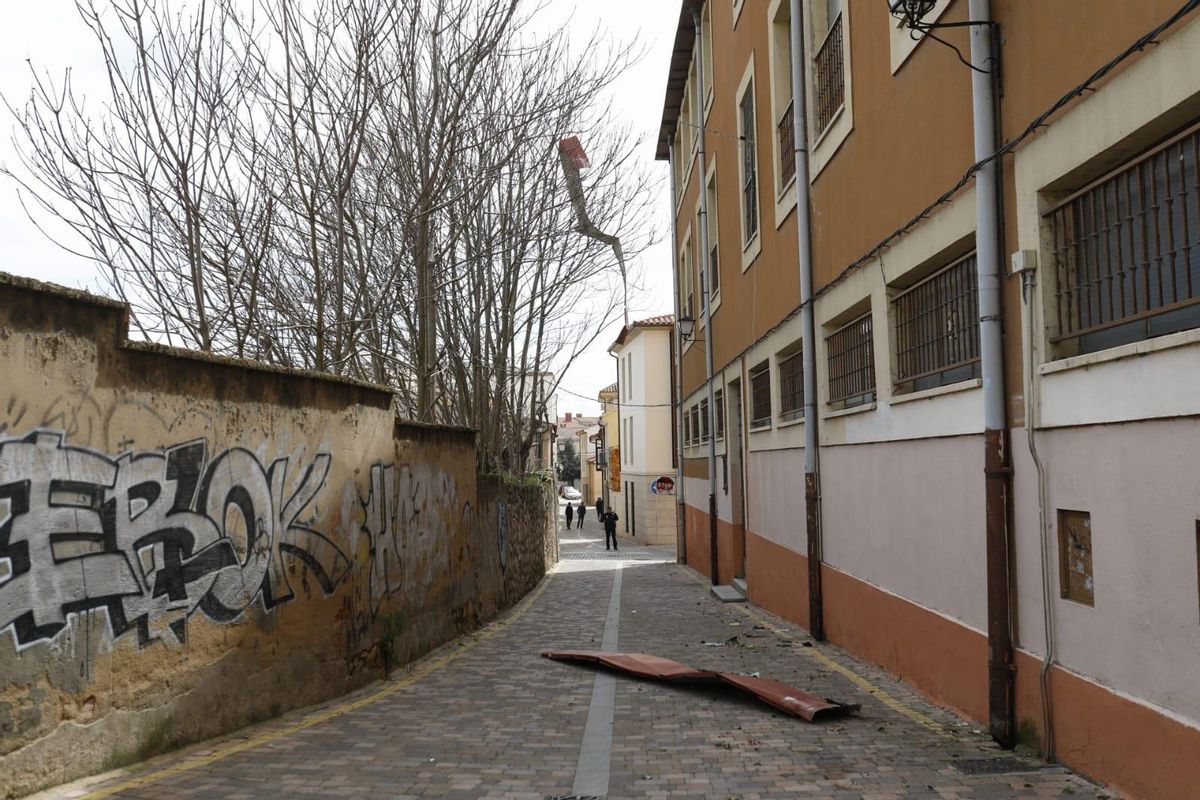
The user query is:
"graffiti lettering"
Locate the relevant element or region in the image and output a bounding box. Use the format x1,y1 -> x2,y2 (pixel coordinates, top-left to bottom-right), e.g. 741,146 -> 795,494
0,430 -> 349,649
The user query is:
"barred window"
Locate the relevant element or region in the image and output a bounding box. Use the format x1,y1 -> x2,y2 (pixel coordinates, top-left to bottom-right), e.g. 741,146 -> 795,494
690,405 -> 701,445
700,398 -> 711,442
750,362 -> 771,428
683,406 -> 692,445
714,388 -> 725,440
826,311 -> 875,409
893,253 -> 981,393
1046,121 -> 1200,355
778,347 -> 804,421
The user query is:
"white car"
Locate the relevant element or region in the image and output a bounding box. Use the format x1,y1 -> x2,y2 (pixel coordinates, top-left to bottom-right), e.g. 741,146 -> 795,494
561,487 -> 582,502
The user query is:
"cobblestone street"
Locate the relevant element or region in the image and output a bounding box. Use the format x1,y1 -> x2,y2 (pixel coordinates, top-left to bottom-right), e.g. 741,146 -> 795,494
40,512 -> 1110,800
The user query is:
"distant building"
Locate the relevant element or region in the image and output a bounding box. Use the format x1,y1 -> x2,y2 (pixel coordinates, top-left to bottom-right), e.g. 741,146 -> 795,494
596,382 -> 621,529
609,314 -> 676,545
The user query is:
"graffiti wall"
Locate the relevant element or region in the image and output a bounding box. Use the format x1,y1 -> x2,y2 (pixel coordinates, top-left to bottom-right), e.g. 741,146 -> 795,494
0,273 -> 555,798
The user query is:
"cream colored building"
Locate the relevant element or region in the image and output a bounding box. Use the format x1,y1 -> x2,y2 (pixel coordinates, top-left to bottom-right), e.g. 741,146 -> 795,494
610,315 -> 677,546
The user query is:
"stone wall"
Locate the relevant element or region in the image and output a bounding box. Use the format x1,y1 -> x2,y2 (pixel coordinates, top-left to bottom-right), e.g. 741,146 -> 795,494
0,273 -> 556,798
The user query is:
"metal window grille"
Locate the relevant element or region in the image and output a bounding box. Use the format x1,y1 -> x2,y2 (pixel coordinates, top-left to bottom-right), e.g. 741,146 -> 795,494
826,311 -> 875,406
750,365 -> 771,427
691,406 -> 700,445
893,253 -> 981,387
813,13 -> 844,136
715,389 -> 725,439
778,349 -> 804,420
1046,122 -> 1200,352
700,398 -> 710,442
778,99 -> 796,186
741,90 -> 759,243
683,407 -> 691,445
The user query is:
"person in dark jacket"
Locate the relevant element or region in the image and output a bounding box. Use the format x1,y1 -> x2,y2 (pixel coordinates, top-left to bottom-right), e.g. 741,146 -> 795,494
565,502 -> 574,529
576,501 -> 586,528
595,497 -> 605,518
603,510 -> 619,550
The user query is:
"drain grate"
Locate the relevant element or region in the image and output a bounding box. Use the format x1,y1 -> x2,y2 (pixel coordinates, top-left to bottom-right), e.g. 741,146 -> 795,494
951,756 -> 1043,775
562,551 -> 666,560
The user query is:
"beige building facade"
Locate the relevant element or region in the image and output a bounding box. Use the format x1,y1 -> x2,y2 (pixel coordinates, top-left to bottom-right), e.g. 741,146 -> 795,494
610,316 -> 678,546
659,3 -> 1200,799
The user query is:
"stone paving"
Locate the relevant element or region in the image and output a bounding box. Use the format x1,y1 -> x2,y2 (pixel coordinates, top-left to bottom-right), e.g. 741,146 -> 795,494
38,508 -> 1113,800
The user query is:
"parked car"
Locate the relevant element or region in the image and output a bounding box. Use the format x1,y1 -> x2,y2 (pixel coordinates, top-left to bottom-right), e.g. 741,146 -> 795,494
562,486 -> 582,501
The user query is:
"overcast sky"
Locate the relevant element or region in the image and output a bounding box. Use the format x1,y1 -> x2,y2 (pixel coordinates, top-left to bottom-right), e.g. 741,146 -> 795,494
0,0 -> 679,418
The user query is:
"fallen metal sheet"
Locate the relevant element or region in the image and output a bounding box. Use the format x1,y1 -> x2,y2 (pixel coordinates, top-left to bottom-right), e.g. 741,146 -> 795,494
544,649 -> 718,681
542,650 -> 854,722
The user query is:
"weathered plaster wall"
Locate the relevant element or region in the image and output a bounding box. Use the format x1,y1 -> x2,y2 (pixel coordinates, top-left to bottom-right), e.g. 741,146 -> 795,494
0,274 -> 555,798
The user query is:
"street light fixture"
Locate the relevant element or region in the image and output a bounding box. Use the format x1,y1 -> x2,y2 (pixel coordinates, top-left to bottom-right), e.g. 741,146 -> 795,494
677,315 -> 695,342
887,0 -> 938,27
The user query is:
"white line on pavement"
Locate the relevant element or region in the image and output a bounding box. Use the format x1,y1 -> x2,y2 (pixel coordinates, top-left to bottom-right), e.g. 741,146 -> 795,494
570,563 -> 622,797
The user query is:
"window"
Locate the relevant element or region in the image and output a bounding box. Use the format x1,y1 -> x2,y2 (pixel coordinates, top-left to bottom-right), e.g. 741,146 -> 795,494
701,1 -> 714,113
690,405 -> 701,445
714,388 -> 725,440
812,0 -> 844,137
769,0 -> 796,191
706,169 -> 720,295
680,235 -> 695,323
1045,121 -> 1200,356
826,310 -> 875,409
749,362 -> 771,428
893,252 -> 981,393
700,397 -> 711,442
739,86 -> 760,245
683,405 -> 692,445
778,346 -> 804,421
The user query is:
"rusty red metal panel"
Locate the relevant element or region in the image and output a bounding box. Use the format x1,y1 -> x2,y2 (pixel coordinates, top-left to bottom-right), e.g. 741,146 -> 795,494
542,650 -> 855,722
716,674 -> 843,722
542,650 -> 717,681
558,136 -> 590,169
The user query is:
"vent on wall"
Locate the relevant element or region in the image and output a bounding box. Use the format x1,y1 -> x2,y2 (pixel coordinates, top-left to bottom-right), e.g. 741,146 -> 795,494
1057,509 -> 1094,606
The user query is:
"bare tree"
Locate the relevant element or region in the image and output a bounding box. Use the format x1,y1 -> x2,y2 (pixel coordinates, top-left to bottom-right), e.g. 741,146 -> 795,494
4,0 -> 657,472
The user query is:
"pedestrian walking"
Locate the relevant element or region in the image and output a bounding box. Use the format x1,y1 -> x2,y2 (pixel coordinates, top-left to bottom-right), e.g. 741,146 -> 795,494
603,510 -> 619,550
565,502 -> 574,529
576,501 -> 586,528
595,496 -> 604,518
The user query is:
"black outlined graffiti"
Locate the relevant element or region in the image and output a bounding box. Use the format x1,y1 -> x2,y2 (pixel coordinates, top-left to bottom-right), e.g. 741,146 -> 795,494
0,429 -> 350,649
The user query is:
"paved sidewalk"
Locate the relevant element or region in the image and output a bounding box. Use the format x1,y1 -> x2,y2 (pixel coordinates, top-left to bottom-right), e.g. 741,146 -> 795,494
38,523 -> 1110,800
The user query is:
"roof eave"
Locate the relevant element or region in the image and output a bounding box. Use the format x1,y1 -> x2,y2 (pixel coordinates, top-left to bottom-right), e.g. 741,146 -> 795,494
655,0 -> 704,162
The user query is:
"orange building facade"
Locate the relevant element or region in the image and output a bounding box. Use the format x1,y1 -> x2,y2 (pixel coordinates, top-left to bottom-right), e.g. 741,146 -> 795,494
659,2 -> 1200,798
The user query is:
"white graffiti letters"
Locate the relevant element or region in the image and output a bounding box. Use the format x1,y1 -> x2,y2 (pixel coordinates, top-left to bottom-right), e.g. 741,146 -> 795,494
0,430 -> 349,649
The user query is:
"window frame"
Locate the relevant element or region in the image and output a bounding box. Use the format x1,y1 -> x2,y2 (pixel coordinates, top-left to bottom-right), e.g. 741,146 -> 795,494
1043,120 -> 1200,359
734,57 -> 763,270
891,251 -> 982,395
826,308 -> 877,410
714,388 -> 726,441
749,361 -> 772,430
777,344 -> 805,422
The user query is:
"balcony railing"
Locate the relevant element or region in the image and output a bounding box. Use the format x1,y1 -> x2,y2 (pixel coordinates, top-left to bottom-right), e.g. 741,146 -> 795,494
813,13 -> 845,137
777,100 -> 796,186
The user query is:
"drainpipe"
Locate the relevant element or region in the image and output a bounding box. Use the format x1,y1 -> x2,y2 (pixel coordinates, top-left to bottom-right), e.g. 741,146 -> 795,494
693,7 -> 719,586
969,0 -> 1015,749
789,0 -> 825,642
668,143 -> 688,565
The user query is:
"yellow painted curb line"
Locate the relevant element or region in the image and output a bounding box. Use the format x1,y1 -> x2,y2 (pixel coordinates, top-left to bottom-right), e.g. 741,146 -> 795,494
81,575 -> 555,799
677,565 -> 951,738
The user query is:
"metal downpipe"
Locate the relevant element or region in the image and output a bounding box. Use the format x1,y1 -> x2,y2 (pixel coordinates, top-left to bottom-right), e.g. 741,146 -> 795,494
789,0 -> 824,641
969,0 -> 1015,749
693,7 -> 720,586
668,143 -> 688,565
